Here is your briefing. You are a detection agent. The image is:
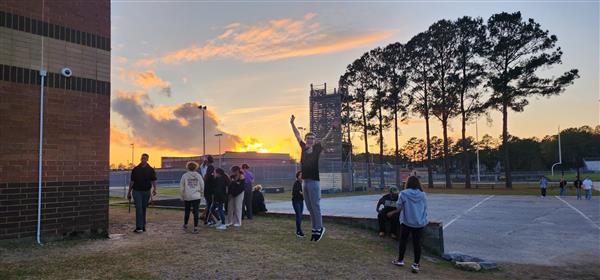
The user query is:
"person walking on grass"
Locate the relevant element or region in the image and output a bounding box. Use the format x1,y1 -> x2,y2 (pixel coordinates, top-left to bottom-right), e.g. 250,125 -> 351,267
212,168 -> 230,230
179,161 -> 204,234
127,153 -> 158,233
539,176 -> 548,198
377,186 -> 400,239
559,176 -> 567,197
242,163 -> 254,220
203,155 -> 217,226
574,176 -> 583,200
292,171 -> 305,238
290,114 -> 335,242
387,176 -> 428,274
226,166 -> 246,227
583,177 -> 593,200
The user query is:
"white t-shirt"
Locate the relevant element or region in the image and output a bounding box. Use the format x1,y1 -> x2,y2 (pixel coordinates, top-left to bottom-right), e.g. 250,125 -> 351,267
180,171 -> 204,201
582,179 -> 593,190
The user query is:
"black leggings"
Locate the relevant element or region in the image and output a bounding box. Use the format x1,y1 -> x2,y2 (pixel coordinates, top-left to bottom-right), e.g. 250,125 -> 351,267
184,199 -> 200,227
398,224 -> 424,264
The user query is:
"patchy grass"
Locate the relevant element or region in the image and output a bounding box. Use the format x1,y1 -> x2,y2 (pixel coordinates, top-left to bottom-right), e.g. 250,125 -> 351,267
547,173 -> 600,181
1,207 -> 598,280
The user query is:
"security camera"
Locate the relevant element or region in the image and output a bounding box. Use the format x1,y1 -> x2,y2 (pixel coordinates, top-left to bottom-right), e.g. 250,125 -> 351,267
61,67 -> 73,77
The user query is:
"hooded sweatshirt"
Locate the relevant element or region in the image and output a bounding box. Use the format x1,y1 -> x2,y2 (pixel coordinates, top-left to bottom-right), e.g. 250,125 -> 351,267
396,188 -> 428,228
180,171 -> 204,201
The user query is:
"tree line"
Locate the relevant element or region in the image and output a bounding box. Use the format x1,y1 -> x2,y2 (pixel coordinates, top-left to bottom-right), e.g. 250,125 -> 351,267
339,11 -> 580,189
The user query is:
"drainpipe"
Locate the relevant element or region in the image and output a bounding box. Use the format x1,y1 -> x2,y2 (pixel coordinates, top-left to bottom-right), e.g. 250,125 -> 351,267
36,0 -> 46,245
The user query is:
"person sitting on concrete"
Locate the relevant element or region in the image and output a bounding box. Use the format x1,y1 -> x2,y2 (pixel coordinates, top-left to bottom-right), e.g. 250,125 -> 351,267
179,161 -> 204,234
376,186 -> 400,238
252,185 -> 267,215
387,176 -> 428,273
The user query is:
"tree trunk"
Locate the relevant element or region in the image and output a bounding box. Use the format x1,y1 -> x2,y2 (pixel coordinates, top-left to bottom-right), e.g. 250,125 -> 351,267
502,102 -> 512,188
378,107 -> 385,189
462,103 -> 471,189
442,117 -> 452,188
425,111 -> 433,188
361,98 -> 372,189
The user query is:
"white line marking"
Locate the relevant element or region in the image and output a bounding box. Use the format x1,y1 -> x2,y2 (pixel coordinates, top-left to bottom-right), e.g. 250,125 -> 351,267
443,195 -> 494,230
555,196 -> 600,231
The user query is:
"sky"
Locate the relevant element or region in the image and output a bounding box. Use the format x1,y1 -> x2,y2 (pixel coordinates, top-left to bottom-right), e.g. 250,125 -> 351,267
109,0 -> 599,167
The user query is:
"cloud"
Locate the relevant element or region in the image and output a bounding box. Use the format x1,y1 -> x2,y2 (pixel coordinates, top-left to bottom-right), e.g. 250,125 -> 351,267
110,126 -> 132,145
135,58 -> 157,67
119,69 -> 172,97
112,91 -> 242,154
140,13 -> 394,65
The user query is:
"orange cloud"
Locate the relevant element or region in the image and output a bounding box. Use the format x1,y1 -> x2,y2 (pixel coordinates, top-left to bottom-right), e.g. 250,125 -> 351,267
155,13 -> 394,64
135,58 -> 157,67
118,69 -> 172,96
110,126 -> 131,145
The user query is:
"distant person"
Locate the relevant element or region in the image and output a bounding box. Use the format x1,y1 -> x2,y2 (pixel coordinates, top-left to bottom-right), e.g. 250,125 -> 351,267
387,176 -> 428,273
242,163 -> 254,220
179,161 -> 204,234
583,177 -> 593,200
377,186 -> 400,238
252,185 -> 267,215
292,171 -> 305,237
127,153 -> 157,233
226,166 -> 246,227
212,168 -> 229,230
559,176 -> 567,197
291,114 -> 335,242
203,155 -> 217,225
574,176 -> 583,200
539,176 -> 548,197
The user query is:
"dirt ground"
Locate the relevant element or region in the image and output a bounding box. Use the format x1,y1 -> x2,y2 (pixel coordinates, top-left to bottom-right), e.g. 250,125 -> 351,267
0,206 -> 598,280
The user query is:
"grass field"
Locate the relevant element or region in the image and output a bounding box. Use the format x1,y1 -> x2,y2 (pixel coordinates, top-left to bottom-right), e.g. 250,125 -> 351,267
546,173 -> 600,181
2,206 -> 599,280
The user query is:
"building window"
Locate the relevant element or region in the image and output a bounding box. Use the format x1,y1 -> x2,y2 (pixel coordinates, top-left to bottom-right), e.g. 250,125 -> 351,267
0,11 -> 5,27
18,15 -> 24,31
6,13 -> 12,28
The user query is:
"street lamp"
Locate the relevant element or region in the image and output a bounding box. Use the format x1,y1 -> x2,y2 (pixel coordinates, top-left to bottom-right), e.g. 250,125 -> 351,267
130,143 -> 134,167
198,105 -> 207,156
215,133 -> 223,167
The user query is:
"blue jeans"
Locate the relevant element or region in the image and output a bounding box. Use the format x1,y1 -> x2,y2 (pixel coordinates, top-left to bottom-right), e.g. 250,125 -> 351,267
292,200 -> 304,234
559,187 -> 565,197
211,201 -> 226,224
576,188 -> 582,200
204,196 -> 214,223
133,190 -> 151,230
585,189 -> 592,200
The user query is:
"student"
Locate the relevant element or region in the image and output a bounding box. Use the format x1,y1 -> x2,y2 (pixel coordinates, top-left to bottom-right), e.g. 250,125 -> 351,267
583,177 -> 593,200
203,156 -> 217,225
242,163 -> 254,220
292,171 -> 305,238
574,176 -> 583,200
127,153 -> 158,233
212,168 -> 229,230
290,114 -> 335,242
179,161 -> 204,234
226,166 -> 246,227
387,176 -> 428,273
539,176 -> 548,197
252,185 -> 267,215
376,186 -> 400,238
559,176 -> 567,197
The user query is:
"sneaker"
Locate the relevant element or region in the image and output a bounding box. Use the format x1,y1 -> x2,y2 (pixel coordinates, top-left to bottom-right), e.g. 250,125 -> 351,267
411,263 -> 420,273
225,223 -> 233,227
314,227 -> 326,242
207,221 -> 216,227
296,232 -> 306,238
233,224 -> 241,227
390,233 -> 398,239
142,228 -> 146,232
192,227 -> 199,234
392,260 -> 405,267
378,232 -> 385,237
133,228 -> 143,233
183,224 -> 188,230
216,224 -> 227,230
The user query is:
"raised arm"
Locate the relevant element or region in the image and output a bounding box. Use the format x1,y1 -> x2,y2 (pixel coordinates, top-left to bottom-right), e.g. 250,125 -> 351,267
318,120 -> 338,144
290,115 -> 303,145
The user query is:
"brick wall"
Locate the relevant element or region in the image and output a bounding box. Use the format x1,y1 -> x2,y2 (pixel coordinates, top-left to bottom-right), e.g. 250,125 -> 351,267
0,1 -> 110,240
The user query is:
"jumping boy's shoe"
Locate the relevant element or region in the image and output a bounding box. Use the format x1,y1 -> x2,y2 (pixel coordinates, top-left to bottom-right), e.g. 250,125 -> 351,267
411,263 -> 420,273
314,227 -> 326,242
296,231 -> 306,238
392,260 -> 405,267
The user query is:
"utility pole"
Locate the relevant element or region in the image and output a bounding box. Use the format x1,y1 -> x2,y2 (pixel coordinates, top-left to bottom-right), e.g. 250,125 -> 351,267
215,133 -> 223,167
130,143 -> 134,167
198,105 -> 207,155
551,126 -> 562,176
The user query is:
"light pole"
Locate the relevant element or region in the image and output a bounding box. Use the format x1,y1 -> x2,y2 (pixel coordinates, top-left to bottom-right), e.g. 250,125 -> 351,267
215,133 -> 223,167
551,126 -> 562,176
475,117 -> 480,183
198,105 -> 207,156
130,143 -> 134,166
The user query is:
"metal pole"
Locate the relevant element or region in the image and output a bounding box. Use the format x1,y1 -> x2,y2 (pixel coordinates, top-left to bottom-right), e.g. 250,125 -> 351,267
551,126 -> 562,176
36,0 -> 46,245
130,143 -> 134,167
475,117 -> 480,183
202,108 -> 206,156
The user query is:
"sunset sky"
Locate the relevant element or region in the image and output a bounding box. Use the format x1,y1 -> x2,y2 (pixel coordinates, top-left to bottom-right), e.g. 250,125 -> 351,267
109,1 -> 599,167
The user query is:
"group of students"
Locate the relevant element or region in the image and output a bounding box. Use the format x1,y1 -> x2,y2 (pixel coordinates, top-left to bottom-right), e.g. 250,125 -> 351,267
540,175 -> 594,199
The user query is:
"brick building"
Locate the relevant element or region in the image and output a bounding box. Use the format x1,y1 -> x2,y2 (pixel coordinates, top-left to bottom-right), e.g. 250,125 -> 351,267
0,1 -> 110,240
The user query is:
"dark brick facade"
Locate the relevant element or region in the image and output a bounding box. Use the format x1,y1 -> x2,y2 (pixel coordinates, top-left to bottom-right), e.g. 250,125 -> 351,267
0,1 -> 110,240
